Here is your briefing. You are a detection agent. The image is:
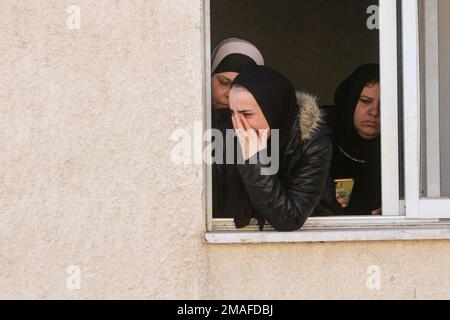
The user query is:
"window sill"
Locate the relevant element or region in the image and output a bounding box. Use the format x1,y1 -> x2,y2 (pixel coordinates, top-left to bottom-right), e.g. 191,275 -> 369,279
205,225 -> 450,244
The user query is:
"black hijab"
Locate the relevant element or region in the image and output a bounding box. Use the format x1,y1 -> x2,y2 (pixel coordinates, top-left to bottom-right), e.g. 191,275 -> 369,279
331,63 -> 380,160
212,41 -> 264,222
211,52 -> 257,132
221,66 -> 299,229
212,53 -> 258,76
329,63 -> 381,214
232,66 -> 299,157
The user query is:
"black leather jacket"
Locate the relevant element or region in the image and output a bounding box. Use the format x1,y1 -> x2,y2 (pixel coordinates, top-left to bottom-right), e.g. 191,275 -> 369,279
236,93 -> 339,231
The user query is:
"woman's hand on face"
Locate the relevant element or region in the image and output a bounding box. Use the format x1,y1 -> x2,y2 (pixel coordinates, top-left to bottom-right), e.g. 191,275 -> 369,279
232,113 -> 270,161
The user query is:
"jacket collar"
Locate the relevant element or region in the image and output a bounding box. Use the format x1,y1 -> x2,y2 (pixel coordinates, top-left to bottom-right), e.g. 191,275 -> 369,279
296,92 -> 323,141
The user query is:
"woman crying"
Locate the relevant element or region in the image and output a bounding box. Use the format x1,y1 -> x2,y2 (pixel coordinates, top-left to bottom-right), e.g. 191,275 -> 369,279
220,65 -> 337,231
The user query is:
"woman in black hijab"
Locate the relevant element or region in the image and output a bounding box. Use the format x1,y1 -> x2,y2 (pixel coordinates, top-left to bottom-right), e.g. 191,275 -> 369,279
219,65 -> 337,231
211,38 -> 264,219
326,64 -> 381,215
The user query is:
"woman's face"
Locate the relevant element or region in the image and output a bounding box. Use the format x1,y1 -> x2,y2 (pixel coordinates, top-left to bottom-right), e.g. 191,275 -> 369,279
229,86 -> 270,131
353,83 -> 380,140
211,72 -> 239,109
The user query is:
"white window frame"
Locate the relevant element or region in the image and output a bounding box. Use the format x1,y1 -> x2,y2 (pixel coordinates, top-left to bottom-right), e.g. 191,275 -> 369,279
421,0 -> 441,197
203,0 -> 450,243
403,0 -> 450,219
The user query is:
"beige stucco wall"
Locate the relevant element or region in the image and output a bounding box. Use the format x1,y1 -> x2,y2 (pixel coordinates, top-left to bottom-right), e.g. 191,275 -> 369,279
0,0 -> 449,300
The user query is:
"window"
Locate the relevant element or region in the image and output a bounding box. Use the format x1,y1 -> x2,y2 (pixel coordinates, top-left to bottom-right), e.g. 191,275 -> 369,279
404,0 -> 450,219
203,0 -> 450,242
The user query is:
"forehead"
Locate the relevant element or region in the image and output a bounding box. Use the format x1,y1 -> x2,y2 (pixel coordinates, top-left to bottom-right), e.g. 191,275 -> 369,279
215,72 -> 239,82
361,83 -> 380,96
229,87 -> 259,110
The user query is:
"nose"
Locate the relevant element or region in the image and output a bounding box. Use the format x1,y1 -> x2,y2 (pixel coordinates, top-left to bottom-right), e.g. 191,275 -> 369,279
368,103 -> 380,117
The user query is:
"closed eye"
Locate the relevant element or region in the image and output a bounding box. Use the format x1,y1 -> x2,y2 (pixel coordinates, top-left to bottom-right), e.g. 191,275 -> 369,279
360,97 -> 373,104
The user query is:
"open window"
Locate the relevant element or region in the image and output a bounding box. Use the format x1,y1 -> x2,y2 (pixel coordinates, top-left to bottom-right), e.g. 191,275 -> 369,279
404,0 -> 450,219
203,0 -> 450,240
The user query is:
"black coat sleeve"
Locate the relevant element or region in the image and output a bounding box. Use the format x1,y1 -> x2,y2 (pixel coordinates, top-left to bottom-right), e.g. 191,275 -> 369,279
236,135 -> 333,231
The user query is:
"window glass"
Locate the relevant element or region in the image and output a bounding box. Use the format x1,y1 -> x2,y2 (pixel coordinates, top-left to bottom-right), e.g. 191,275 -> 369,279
419,0 -> 450,198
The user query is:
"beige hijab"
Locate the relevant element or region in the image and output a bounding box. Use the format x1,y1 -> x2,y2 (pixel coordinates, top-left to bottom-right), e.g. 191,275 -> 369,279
211,38 -> 264,74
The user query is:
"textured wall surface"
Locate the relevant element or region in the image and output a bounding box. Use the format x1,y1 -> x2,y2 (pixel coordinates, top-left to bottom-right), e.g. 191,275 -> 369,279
0,0 -> 450,300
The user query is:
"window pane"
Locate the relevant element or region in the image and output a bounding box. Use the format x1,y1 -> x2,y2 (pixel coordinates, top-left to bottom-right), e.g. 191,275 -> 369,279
420,0 -> 450,198
210,0 -> 382,220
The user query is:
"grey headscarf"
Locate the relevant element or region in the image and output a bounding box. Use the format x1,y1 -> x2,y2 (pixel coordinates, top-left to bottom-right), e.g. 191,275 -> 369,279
211,38 -> 264,75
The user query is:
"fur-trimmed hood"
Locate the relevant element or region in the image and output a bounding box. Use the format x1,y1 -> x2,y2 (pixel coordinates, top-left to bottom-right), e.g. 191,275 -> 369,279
296,91 -> 323,141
